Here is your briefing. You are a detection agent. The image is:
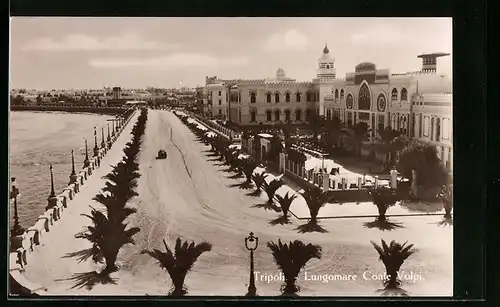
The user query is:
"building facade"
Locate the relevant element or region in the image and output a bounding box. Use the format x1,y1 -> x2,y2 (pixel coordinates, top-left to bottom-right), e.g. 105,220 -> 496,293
201,46 -> 452,166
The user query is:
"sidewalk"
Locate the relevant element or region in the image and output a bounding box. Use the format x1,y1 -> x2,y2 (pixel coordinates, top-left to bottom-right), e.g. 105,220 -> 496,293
20,111 -> 140,295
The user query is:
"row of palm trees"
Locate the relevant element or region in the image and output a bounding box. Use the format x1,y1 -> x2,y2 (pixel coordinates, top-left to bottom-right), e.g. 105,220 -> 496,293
173,113 -> 418,296
74,108 -> 148,275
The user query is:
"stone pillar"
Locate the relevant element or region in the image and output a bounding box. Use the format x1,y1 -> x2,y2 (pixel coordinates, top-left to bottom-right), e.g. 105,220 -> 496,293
301,166 -> 306,178
279,152 -> 285,173
322,173 -> 330,191
358,177 -> 362,190
390,167 -> 398,189
341,178 -> 346,191
374,176 -> 379,188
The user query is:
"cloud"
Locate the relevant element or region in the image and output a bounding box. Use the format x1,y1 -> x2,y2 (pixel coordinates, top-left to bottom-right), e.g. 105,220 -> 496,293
264,29 -> 308,52
21,32 -> 179,51
349,24 -> 404,45
88,53 -> 250,70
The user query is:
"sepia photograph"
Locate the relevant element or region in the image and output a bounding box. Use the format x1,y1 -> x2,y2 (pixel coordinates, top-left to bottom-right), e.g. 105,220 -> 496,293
9,17 -> 453,297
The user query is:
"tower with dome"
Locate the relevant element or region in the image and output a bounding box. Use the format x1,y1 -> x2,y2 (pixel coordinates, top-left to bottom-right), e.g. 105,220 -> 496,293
316,44 -> 336,116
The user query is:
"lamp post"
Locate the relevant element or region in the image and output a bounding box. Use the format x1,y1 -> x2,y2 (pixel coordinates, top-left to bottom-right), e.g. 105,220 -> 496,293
46,164 -> 58,211
101,127 -> 105,149
244,232 -> 259,296
69,149 -> 78,184
112,120 -> 116,137
10,178 -> 25,250
107,123 -> 111,143
83,138 -> 90,168
93,127 -> 99,157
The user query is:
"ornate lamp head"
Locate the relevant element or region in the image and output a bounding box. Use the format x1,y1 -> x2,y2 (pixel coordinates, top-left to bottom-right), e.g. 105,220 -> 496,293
245,232 -> 259,251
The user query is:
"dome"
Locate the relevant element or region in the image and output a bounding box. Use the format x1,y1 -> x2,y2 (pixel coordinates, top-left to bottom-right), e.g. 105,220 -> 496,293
276,68 -> 286,79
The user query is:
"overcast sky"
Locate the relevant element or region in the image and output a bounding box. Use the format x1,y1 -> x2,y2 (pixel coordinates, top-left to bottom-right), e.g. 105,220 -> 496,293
10,17 -> 452,90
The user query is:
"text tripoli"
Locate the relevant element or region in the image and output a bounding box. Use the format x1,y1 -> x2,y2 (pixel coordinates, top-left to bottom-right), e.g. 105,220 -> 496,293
253,271 -> 424,284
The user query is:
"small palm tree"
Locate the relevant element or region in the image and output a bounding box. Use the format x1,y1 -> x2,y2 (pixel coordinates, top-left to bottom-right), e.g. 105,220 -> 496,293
369,187 -> 399,221
251,172 -> 268,193
371,239 -> 416,289
141,238 -> 212,296
275,192 -> 297,221
242,159 -> 259,184
267,240 -> 322,296
437,185 -> 452,219
263,178 -> 284,204
298,187 -> 333,232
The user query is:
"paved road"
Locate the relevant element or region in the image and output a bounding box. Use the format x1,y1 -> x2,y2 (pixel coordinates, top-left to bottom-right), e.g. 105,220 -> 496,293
114,110 -> 453,296
21,109 -> 452,296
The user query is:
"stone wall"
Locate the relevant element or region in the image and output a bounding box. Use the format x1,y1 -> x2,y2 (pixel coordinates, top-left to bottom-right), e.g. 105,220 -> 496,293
8,108 -> 137,296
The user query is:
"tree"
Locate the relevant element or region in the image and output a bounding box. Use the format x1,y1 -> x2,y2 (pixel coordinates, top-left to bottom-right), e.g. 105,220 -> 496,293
321,117 -> 342,150
307,112 -> 326,141
275,192 -> 297,221
242,159 -> 258,185
263,178 -> 284,204
75,109 -> 147,274
11,95 -> 25,105
267,240 -> 322,296
36,94 -> 43,104
280,121 -> 296,150
437,184 -> 452,218
297,187 -> 333,233
251,172 -> 268,194
369,187 -> 399,221
352,122 -> 371,156
378,127 -> 401,167
371,239 -> 416,289
141,238 -> 212,296
397,141 -> 450,194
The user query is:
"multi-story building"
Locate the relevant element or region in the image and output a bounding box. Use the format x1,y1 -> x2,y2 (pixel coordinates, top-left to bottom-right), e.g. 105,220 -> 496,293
203,46 -> 452,166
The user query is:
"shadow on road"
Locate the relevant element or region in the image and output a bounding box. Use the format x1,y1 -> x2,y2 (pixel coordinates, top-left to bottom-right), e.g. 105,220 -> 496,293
269,215 -> 291,226
252,202 -> 282,212
62,248 -> 99,263
56,271 -> 117,290
227,173 -> 244,179
228,181 -> 254,189
363,219 -> 404,231
434,217 -> 453,227
246,190 -> 262,197
376,287 -> 409,297
296,221 -> 328,233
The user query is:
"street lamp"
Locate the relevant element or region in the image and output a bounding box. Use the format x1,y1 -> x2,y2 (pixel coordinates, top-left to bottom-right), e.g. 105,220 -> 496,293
69,149 -> 78,184
107,123 -> 111,143
244,232 -> 259,296
10,177 -> 25,251
101,127 -> 105,149
93,126 -> 99,157
46,164 -> 58,211
83,138 -> 90,168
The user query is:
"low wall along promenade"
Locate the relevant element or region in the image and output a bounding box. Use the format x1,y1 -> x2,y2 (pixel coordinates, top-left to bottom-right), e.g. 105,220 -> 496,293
8,108 -> 137,296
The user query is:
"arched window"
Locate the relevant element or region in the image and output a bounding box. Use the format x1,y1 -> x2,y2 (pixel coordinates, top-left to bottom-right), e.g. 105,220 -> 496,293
326,109 -> 331,120
430,117 -> 435,141
419,113 -> 423,138
335,89 -> 339,99
391,88 -> 398,101
250,92 -> 256,103
358,83 -> 371,110
275,92 -> 280,103
284,109 -> 291,122
267,92 -> 272,103
285,92 -> 290,103
274,109 -> 280,121
295,109 -> 302,121
401,88 -> 408,101
306,91 -> 311,102
340,89 -> 345,99
436,117 -> 441,141
266,110 -> 272,121
296,92 -> 301,102
250,110 -> 256,122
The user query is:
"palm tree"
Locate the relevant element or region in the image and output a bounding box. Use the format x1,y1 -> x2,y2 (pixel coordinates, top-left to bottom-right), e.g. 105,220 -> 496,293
141,238 -> 212,296
369,187 -> 399,221
242,159 -> 259,185
307,113 -> 325,142
267,240 -> 322,296
371,239 -> 416,289
251,172 -> 268,194
297,187 -> 333,233
437,184 -> 452,219
263,178 -> 284,204
352,122 -> 371,157
378,127 -> 401,169
275,192 -> 297,221
322,117 -> 342,151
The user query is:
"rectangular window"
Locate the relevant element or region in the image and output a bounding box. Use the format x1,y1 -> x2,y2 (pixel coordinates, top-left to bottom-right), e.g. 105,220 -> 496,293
219,100 -> 221,105
218,109 -> 222,115
347,112 -> 353,126
423,116 -> 429,137
378,114 -> 385,133
218,91 -> 221,96
419,114 -> 423,138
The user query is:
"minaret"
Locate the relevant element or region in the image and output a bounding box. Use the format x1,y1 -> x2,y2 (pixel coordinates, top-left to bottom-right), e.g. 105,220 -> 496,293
317,43 -> 336,117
